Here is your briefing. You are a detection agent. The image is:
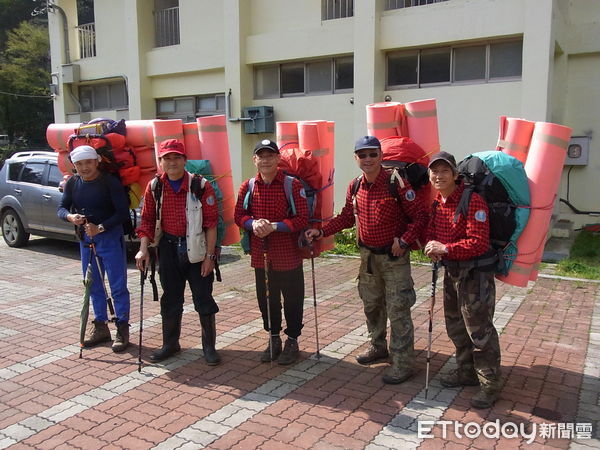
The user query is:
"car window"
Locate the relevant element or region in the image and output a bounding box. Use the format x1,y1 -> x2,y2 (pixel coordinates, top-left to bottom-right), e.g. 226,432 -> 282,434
20,162 -> 45,184
8,162 -> 25,181
47,164 -> 63,187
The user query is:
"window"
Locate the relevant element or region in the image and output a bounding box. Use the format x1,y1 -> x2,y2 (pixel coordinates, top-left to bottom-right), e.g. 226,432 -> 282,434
8,162 -> 25,181
79,81 -> 128,112
385,0 -> 449,10
156,93 -> 225,120
20,163 -> 45,185
322,0 -> 354,20
48,164 -> 63,188
387,39 -> 522,89
255,57 -> 353,98
155,0 -> 180,47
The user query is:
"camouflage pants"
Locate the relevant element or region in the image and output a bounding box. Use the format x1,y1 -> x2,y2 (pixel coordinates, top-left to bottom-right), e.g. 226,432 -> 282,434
443,266 -> 501,385
358,248 -> 416,369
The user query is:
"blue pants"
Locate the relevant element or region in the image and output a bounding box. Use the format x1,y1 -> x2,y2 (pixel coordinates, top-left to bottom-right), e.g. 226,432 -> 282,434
80,227 -> 130,322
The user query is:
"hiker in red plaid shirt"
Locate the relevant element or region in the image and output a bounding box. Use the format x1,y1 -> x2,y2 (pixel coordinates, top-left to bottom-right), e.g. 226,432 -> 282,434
234,139 -> 309,366
306,136 -> 429,385
424,151 -> 502,409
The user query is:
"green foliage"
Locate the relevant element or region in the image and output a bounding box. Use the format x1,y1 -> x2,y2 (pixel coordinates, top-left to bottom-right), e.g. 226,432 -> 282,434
556,231 -> 600,280
326,226 -> 359,256
0,20 -> 53,146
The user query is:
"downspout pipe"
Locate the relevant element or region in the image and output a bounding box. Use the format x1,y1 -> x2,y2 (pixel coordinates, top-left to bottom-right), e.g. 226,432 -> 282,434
226,89 -> 252,123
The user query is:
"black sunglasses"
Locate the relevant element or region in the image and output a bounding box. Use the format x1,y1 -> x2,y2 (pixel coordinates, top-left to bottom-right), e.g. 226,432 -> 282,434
356,152 -> 380,159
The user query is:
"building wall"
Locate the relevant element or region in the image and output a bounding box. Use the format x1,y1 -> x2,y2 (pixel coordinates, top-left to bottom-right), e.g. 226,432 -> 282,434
47,0 -> 600,227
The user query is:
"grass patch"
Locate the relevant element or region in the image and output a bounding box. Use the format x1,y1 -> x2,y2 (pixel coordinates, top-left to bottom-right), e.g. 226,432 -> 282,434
556,230 -> 600,280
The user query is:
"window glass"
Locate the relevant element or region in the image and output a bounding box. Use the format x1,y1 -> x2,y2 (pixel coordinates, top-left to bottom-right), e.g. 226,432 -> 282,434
255,66 -> 279,98
157,99 -> 175,114
47,164 -> 63,187
307,61 -> 332,93
174,97 -> 194,113
453,45 -> 486,81
94,85 -> 109,110
335,57 -> 353,90
8,162 -> 24,181
388,51 -> 418,86
110,83 -> 128,108
490,41 -> 522,78
20,163 -> 45,184
216,94 -> 225,111
420,47 -> 450,84
80,87 -> 93,112
197,96 -> 216,112
281,64 -> 305,95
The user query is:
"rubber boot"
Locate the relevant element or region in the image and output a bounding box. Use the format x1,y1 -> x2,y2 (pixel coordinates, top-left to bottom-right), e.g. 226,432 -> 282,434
112,321 -> 130,353
199,314 -> 221,366
150,315 -> 181,362
83,320 -> 111,348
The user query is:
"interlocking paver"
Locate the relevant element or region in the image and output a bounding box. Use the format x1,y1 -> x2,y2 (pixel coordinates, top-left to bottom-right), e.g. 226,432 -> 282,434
1,239 -> 599,449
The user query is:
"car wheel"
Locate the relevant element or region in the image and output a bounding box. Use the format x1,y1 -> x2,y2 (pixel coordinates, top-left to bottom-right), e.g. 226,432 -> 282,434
1,209 -> 30,247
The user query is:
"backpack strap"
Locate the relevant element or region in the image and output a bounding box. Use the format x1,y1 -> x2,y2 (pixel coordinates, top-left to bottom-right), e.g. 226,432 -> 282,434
190,173 -> 207,201
454,184 -> 474,223
283,175 -> 296,216
243,177 -> 256,211
388,167 -> 405,201
150,175 -> 163,220
351,175 -> 363,244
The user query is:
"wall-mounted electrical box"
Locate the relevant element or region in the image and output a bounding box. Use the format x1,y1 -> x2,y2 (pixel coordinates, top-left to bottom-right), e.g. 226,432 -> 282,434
565,136 -> 591,166
242,106 -> 274,134
61,64 -> 80,83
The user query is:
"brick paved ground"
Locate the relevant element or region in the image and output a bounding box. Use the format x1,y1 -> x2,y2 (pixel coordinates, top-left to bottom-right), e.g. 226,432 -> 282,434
0,237 -> 598,449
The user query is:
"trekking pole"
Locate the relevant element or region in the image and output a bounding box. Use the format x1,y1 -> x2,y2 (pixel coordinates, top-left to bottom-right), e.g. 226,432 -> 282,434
425,261 -> 439,399
138,266 -> 147,373
89,240 -> 117,322
309,242 -> 320,359
262,237 -> 273,366
79,250 -> 94,359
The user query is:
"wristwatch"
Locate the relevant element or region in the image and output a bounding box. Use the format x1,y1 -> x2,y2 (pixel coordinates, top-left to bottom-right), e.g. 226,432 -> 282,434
206,253 -> 217,261
97,224 -> 105,233
399,239 -> 409,249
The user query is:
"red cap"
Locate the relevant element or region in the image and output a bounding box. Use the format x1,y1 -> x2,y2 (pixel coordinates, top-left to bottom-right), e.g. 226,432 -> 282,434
158,139 -> 186,157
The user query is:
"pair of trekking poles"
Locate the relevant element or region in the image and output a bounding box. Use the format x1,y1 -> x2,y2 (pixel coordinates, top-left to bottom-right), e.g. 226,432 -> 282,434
262,236 -> 321,364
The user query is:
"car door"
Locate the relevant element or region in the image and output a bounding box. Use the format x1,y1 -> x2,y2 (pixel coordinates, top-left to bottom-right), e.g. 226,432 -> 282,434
15,161 -> 46,231
41,163 -> 74,236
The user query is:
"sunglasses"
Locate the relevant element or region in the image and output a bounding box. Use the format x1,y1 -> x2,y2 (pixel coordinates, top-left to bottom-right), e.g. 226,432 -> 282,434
356,152 -> 380,159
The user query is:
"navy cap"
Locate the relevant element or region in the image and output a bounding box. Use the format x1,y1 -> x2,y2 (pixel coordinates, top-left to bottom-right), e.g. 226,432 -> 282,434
253,139 -> 279,154
354,136 -> 381,152
428,151 -> 457,171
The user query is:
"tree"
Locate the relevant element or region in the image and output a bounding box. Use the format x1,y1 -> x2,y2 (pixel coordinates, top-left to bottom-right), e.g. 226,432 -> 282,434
0,20 -> 53,146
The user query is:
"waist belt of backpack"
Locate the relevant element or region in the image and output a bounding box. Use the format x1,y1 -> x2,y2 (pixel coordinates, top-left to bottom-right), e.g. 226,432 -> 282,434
149,247 -> 159,302
162,232 -> 186,245
443,251 -> 498,272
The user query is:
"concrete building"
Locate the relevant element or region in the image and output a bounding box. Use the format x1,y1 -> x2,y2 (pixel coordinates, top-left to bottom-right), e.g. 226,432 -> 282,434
47,0 -> 600,227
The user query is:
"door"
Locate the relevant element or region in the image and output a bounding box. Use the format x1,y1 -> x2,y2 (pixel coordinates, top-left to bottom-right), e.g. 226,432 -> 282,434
15,161 -> 46,230
41,163 -> 74,236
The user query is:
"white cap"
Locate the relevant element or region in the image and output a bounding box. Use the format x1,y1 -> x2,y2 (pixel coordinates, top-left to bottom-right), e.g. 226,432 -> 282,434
70,145 -> 100,163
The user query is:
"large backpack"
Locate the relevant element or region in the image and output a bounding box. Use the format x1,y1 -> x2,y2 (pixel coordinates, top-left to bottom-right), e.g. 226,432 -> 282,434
453,150 -> 530,275
241,146 -> 328,257
350,136 -> 430,250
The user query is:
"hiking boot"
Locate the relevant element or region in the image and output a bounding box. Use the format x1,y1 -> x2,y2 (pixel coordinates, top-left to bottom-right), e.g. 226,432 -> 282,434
83,320 -> 111,348
440,367 -> 479,388
112,321 -> 130,353
200,314 -> 221,366
382,366 -> 414,385
150,315 -> 181,362
470,386 -> 500,409
277,338 -> 299,365
260,335 -> 282,362
356,345 -> 389,365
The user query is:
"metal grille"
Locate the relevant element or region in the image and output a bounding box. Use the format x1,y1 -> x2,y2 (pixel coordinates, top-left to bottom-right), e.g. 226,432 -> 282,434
155,6 -> 180,47
385,0 -> 449,10
322,0 -> 354,20
77,22 -> 96,59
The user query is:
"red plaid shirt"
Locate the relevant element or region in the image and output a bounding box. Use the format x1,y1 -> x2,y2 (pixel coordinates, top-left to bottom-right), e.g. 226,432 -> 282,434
137,172 -> 218,241
234,170 -> 309,271
427,182 -> 490,260
323,168 -> 428,248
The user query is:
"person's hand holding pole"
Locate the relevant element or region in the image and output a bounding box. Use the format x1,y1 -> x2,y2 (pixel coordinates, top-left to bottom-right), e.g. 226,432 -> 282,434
135,237 -> 151,272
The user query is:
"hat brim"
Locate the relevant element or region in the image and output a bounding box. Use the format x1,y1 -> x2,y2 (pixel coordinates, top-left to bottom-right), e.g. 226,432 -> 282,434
354,145 -> 380,152
428,157 -> 456,169
253,147 -> 279,154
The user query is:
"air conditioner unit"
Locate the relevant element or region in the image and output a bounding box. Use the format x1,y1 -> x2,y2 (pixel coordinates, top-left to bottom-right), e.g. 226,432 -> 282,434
61,64 -> 80,83
66,112 -> 91,123
564,136 -> 591,166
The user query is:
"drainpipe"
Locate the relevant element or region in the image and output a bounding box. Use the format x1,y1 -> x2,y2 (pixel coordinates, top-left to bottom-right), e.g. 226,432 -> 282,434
226,89 -> 252,123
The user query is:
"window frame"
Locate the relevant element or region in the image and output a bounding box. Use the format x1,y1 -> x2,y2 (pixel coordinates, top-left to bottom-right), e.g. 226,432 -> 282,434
386,38 -> 522,90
